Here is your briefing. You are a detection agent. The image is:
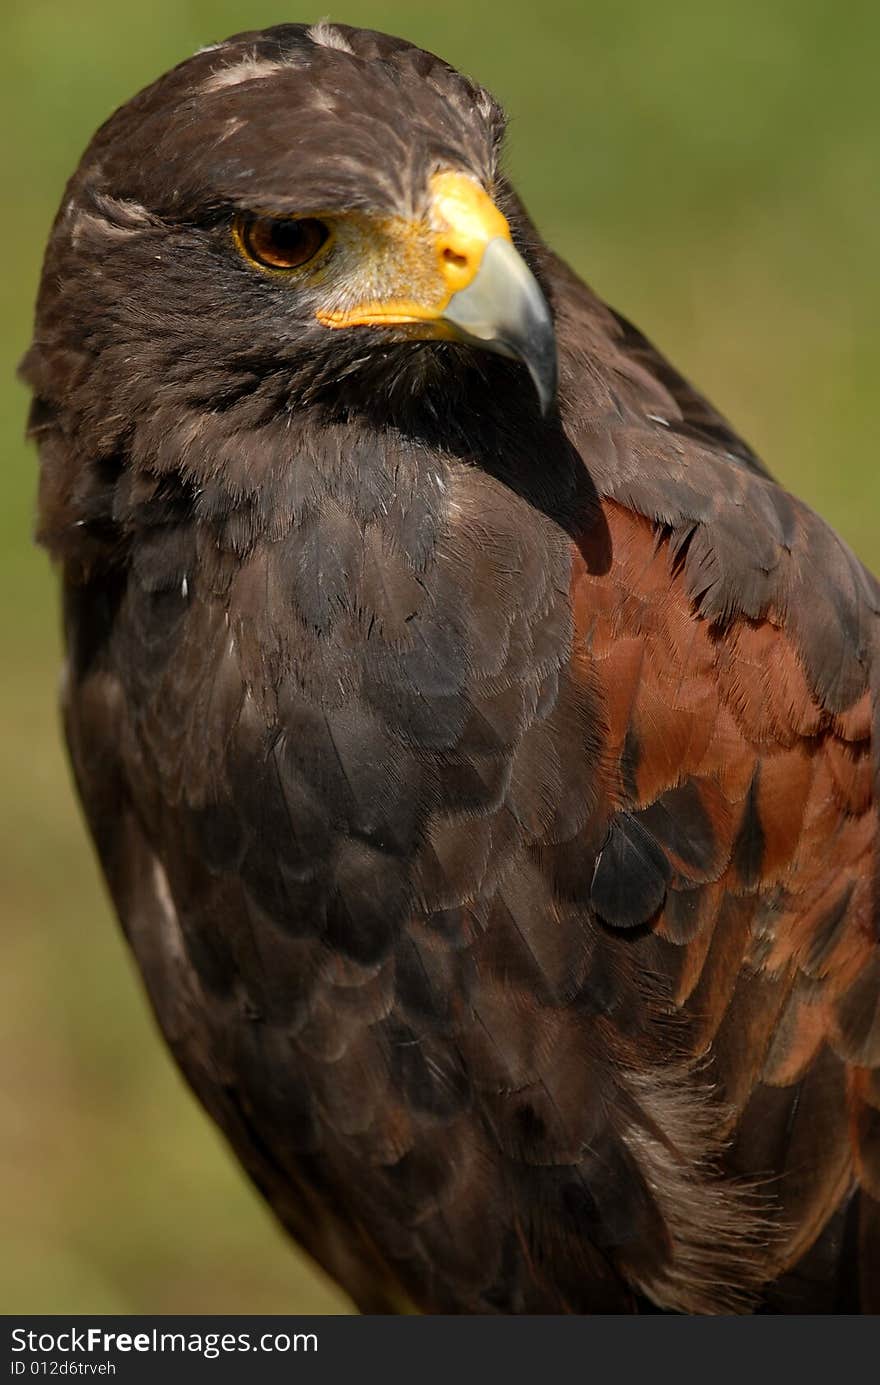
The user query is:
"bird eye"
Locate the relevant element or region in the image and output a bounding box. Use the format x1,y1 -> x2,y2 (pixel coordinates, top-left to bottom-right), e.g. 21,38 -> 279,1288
234,214 -> 330,271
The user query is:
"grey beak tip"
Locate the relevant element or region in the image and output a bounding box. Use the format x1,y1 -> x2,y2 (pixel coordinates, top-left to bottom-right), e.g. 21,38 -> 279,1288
531,350 -> 558,417
441,236 -> 559,417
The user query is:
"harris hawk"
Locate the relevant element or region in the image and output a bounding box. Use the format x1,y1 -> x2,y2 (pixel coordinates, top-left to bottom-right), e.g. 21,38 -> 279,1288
23,22 -> 880,1314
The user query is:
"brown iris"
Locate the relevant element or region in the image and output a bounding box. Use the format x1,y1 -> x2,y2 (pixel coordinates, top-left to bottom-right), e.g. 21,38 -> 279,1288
234,214 -> 329,270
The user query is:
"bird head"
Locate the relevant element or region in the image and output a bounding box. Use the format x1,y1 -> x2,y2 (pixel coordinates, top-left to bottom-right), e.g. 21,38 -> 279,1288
27,22 -> 557,456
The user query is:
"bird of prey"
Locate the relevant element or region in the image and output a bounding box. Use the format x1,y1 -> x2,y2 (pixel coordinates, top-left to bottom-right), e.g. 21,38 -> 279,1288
24,22 -> 880,1314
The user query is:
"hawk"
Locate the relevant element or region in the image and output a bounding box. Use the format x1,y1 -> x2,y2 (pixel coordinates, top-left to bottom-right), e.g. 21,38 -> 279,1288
24,22 -> 880,1313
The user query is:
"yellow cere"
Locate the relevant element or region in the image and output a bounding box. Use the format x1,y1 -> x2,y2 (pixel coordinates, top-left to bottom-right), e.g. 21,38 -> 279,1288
316,170 -> 512,330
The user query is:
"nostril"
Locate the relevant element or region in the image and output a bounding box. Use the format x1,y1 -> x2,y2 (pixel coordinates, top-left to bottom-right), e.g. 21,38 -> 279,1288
442,247 -> 468,269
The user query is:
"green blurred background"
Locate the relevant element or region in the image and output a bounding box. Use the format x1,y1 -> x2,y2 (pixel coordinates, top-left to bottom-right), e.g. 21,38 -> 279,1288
2,0 -> 878,1313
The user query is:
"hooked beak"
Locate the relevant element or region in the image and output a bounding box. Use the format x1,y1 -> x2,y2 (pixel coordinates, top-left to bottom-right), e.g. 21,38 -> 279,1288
440,235 -> 557,415
315,171 -> 558,414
